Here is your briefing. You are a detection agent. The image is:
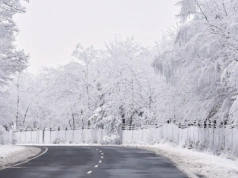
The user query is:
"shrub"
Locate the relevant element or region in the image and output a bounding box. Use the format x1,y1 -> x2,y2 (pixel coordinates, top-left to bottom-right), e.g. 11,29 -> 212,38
102,134 -> 121,145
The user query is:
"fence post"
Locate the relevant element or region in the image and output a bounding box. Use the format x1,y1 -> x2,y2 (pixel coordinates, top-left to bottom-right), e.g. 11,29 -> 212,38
50,128 -> 52,143
25,129 -> 27,144
35,129 -> 37,144
82,126 -> 84,143
132,128 -> 133,144
192,124 -> 194,146
206,120 -> 209,148
31,129 -> 33,144
142,128 -> 144,144
172,123 -> 173,142
167,123 -> 168,141
212,120 -> 216,151
37,128 -> 39,144
73,129 -> 74,143
186,125 -> 188,143
42,128 -> 45,143
65,127 -> 67,143
224,123 -> 226,151
198,121 -> 200,146
101,128 -> 103,144
231,126 -> 233,153
219,124 -> 221,151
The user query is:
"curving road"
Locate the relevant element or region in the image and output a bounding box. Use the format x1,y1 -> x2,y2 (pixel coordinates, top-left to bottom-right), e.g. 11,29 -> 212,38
0,146 -> 188,178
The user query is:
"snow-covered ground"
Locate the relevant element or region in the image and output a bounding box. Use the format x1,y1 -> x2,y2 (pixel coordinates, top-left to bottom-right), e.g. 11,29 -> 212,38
0,145 -> 41,169
0,145 -> 25,158
133,144 -> 238,178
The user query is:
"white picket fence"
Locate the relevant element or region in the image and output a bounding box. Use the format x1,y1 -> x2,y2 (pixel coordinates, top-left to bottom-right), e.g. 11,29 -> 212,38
1,124 -> 238,157
122,124 -> 238,155
0,130 -> 14,145
0,129 -> 107,144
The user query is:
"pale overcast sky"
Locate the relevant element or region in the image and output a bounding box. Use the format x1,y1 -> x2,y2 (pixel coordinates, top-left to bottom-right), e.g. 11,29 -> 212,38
15,0 -> 179,72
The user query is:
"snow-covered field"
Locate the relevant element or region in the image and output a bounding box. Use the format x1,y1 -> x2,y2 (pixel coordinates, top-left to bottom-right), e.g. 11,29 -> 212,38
135,144 -> 238,178
0,145 -> 41,169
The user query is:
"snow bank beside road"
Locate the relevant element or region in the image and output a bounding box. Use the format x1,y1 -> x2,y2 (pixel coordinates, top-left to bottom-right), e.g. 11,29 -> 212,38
0,146 -> 25,158
0,145 -> 41,169
136,144 -> 238,178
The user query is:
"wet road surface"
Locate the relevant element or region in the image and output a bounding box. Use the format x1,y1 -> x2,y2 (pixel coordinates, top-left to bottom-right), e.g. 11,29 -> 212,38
0,146 -> 188,178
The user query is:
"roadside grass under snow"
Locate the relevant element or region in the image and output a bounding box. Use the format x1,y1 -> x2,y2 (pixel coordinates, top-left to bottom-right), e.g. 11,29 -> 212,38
135,144 -> 238,178
0,145 -> 41,169
0,145 -> 25,158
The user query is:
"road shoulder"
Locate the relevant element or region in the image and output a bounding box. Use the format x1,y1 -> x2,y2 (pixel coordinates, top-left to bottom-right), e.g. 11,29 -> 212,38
130,144 -> 238,178
0,145 -> 42,170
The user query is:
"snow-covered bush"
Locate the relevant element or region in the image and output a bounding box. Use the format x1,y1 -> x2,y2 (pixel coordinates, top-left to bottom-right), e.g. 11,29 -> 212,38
53,138 -> 65,144
102,134 -> 121,145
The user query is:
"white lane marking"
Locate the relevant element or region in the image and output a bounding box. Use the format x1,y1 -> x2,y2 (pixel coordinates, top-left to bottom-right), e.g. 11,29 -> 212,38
99,151 -> 102,152
0,147 -> 48,171
95,165 -> 99,168
14,147 -> 48,167
101,156 -> 104,159
87,171 -> 92,174
101,153 -> 104,155
99,160 -> 102,163
96,149 -> 98,150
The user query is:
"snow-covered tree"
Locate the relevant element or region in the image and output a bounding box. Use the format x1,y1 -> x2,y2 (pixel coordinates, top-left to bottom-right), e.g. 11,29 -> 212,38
0,0 -> 28,86
0,0 -> 28,129
153,0 -> 238,124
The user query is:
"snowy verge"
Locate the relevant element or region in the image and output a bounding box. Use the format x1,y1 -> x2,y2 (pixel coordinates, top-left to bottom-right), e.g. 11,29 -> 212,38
127,144 -> 238,178
0,145 -> 42,169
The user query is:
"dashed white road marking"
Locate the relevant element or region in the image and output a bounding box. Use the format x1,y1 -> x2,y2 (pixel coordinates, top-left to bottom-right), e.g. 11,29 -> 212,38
87,171 -> 92,174
87,149 -> 104,174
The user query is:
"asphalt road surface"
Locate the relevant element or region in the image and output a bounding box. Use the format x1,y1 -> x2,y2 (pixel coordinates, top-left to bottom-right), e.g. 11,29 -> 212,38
0,146 -> 188,178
